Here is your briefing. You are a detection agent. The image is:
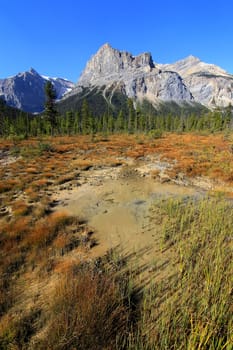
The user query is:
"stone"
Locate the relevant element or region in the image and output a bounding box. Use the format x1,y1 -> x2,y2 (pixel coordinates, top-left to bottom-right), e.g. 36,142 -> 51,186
75,43 -> 193,105
0,69 -> 74,113
69,43 -> 233,108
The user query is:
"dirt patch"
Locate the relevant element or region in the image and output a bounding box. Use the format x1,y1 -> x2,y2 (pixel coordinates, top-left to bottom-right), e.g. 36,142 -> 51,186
54,160 -> 204,285
0,150 -> 19,166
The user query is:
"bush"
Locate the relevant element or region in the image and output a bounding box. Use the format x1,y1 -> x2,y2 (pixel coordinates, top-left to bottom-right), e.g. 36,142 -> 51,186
38,142 -> 54,153
148,129 -> 163,139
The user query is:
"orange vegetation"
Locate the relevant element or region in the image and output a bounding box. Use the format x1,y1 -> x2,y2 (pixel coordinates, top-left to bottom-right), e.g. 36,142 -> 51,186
0,132 -> 232,347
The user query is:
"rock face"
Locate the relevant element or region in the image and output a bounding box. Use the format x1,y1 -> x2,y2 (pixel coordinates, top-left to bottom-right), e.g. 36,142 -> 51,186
75,44 -> 233,108
160,56 -> 233,107
2,44 -> 232,113
0,68 -> 75,113
76,43 -> 193,104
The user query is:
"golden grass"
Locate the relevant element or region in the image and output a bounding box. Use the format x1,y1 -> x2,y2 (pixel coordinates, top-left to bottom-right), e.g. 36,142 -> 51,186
25,211 -> 71,248
31,178 -> 51,188
2,217 -> 32,244
0,133 -> 232,213
0,132 -> 233,348
12,200 -> 31,216
25,166 -> 39,174
37,269 -> 131,349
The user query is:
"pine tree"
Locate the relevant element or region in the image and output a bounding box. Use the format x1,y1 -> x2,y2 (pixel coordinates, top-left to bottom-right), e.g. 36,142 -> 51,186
138,112 -> 146,132
81,99 -> 92,134
108,114 -> 114,133
74,112 -> 81,134
44,81 -> 57,135
116,110 -> 124,132
127,99 -> 135,133
66,111 -> 75,135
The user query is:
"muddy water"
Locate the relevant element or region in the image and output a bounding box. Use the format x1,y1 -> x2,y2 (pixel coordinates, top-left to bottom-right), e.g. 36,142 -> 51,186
56,173 -> 202,267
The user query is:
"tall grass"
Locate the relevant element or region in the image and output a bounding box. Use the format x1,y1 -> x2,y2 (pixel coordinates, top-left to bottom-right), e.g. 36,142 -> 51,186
1,134 -> 233,349
0,197 -> 232,349
128,197 -> 233,349
29,266 -> 133,350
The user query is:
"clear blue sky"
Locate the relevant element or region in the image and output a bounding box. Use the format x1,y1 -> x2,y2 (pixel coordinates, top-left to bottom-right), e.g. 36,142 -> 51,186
1,0 -> 233,82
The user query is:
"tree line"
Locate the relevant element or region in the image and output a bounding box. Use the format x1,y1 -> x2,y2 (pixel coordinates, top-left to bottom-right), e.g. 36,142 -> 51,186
0,82 -> 232,138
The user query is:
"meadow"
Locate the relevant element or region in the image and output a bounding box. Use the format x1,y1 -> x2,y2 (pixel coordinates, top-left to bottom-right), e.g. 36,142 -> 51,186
0,133 -> 232,349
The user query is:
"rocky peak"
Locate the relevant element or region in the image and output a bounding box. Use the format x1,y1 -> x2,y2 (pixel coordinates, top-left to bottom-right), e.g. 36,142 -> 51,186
13,68 -> 43,85
162,55 -> 228,78
75,43 -> 192,104
133,52 -> 154,69
78,43 -> 155,86
28,67 -> 40,75
96,43 -> 154,68
98,42 -> 113,52
182,55 -> 201,63
0,69 -> 75,113
159,55 -> 232,107
161,55 -> 201,75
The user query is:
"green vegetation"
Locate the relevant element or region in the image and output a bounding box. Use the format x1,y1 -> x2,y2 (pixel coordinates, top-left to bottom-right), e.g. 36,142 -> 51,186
0,190 -> 232,348
0,98 -> 31,138
1,90 -> 233,138
0,92 -> 233,348
126,196 -> 233,349
44,81 -> 58,135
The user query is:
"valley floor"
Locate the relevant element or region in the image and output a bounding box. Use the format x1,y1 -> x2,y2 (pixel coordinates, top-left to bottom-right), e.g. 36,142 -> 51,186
54,157 -> 204,286
0,133 -> 232,349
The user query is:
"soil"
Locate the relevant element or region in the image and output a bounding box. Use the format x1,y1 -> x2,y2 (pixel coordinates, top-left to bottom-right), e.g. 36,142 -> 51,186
54,160 -> 205,284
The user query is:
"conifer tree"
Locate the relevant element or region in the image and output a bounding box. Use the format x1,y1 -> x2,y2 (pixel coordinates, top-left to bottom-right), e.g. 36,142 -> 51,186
66,111 -> 75,135
81,99 -> 91,134
127,99 -> 135,133
116,110 -> 124,132
73,111 -> 80,134
108,114 -> 114,133
44,81 -> 57,135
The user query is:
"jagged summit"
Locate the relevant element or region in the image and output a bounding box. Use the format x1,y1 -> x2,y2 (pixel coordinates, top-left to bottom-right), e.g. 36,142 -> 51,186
159,54 -> 232,107
98,42 -> 113,51
76,44 -> 192,104
0,69 -> 75,113
75,43 -> 233,108
28,67 -> 39,75
78,44 -> 155,88
180,55 -> 201,63
1,44 -> 233,112
163,55 -> 228,78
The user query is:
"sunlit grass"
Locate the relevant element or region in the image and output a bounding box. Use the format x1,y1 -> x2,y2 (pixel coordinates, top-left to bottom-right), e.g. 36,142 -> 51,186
0,133 -> 233,349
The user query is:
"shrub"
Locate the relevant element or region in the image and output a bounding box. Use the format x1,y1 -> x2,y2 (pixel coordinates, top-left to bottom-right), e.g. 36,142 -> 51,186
38,142 -> 54,153
148,129 -> 163,139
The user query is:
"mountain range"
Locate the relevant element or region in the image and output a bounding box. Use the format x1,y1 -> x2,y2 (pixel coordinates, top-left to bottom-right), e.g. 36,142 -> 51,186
0,69 -> 74,113
1,44 -> 233,113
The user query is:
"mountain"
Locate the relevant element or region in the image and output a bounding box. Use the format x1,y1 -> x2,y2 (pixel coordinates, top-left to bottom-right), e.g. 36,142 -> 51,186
161,56 -> 233,107
0,96 -> 32,120
63,43 -> 233,110
73,43 -> 193,104
0,68 -> 74,113
2,44 -> 232,115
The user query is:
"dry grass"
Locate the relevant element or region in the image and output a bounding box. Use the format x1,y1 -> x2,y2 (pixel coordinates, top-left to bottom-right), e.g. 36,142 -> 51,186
25,211 -> 72,248
1,133 -> 233,191
35,268 -> 131,350
11,200 -> 31,216
25,166 -> 39,174
0,132 -> 233,349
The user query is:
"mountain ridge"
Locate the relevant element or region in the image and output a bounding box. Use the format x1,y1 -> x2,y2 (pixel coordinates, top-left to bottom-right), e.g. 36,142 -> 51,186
72,43 -> 233,108
0,69 -> 75,113
1,44 -> 233,113
73,43 -> 193,106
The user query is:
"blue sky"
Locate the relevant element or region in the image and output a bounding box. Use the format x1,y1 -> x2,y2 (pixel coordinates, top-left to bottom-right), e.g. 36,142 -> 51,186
1,0 -> 233,82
